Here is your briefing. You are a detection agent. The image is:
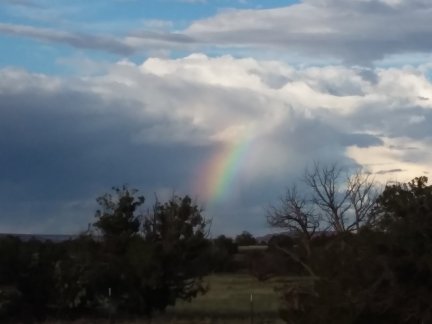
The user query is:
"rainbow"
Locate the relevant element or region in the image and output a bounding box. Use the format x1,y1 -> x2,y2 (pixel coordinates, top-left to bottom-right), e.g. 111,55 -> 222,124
195,135 -> 254,206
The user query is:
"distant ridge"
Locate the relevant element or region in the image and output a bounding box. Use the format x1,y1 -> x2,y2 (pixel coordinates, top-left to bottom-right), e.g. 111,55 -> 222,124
0,233 -> 78,242
256,230 -> 338,243
255,231 -> 295,243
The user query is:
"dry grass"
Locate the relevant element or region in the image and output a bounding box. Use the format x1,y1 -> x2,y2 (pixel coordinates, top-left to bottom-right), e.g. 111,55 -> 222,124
169,274 -> 284,315
44,274 -> 289,324
162,273 -> 287,323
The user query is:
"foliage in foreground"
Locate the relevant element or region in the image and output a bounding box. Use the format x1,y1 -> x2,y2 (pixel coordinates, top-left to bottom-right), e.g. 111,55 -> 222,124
0,186 -> 211,321
269,167 -> 432,323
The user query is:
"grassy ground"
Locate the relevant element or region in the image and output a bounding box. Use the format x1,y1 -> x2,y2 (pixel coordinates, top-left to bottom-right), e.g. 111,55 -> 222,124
160,274 -> 287,323
46,274 -> 289,323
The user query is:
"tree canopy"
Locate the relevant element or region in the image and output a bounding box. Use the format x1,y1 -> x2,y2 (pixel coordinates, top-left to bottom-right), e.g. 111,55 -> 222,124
270,170 -> 432,323
0,186 -> 211,321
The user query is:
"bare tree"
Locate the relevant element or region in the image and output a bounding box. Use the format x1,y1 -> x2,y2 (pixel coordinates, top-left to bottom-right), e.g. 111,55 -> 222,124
346,170 -> 379,231
266,162 -> 379,280
304,162 -> 378,233
268,162 -> 379,236
267,185 -> 319,258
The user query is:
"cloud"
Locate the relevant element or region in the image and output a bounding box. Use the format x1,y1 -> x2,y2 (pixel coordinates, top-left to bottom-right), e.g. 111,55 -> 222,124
0,68 -> 213,233
375,168 -> 403,175
1,54 -> 432,235
0,23 -> 134,55
3,0 -> 432,64
347,137 -> 432,183
185,0 -> 432,64
0,23 -> 197,55
2,0 -> 41,7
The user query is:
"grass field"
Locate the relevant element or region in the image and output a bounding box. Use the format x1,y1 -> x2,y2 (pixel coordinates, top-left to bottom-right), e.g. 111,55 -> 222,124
159,274 -> 287,323
46,274 -> 289,323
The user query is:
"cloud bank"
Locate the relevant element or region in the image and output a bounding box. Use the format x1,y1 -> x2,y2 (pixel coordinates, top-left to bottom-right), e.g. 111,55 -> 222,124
186,0 -> 432,64
1,54 -> 432,235
2,0 -> 432,64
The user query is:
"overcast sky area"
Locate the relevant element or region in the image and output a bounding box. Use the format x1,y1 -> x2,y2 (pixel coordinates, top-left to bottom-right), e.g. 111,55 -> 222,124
1,0 -> 432,236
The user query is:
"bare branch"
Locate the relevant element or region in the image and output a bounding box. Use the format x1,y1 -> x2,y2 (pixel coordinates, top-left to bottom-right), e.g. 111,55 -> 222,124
268,162 -> 381,240
304,162 -> 350,232
346,170 -> 379,231
267,185 -> 319,240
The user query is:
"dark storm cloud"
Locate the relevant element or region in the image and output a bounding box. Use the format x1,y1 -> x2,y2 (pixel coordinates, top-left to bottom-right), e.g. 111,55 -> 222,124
348,104 -> 432,140
275,112 -> 383,154
1,56 -> 431,235
0,73 -> 212,233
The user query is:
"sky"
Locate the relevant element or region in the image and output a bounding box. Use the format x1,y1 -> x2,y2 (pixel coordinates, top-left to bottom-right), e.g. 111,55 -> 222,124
1,0 -> 432,236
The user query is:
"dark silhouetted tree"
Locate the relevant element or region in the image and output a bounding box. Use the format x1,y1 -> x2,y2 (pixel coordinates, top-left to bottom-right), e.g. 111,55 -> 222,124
267,162 -> 378,276
274,175 -> 432,323
209,235 -> 238,272
235,231 -> 257,246
141,195 -> 210,311
94,185 -> 144,239
91,188 -> 210,316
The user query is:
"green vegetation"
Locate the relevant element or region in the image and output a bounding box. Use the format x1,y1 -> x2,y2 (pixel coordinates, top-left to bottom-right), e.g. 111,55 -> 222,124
268,164 -> 432,323
2,166 -> 432,323
170,274 -> 283,317
0,186 -> 211,321
42,274 -> 290,323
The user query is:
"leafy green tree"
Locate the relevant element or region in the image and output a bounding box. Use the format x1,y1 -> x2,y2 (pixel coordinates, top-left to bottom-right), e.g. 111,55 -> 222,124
214,235 -> 237,255
0,186 -> 210,320
91,188 -> 210,316
53,235 -> 103,317
142,195 -> 210,309
0,236 -> 24,319
209,235 -> 238,272
235,231 -> 257,246
369,176 -> 432,323
0,237 -> 66,321
94,185 -> 144,239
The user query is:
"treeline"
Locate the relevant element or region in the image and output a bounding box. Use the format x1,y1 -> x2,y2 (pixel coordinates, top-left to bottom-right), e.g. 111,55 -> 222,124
2,165 -> 432,323
0,186 -> 279,322
0,187 -> 212,321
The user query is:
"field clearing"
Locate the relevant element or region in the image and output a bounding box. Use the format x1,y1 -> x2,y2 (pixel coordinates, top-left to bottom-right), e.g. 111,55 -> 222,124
160,274 -> 289,323
46,274 -> 295,323
171,274 -> 283,314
